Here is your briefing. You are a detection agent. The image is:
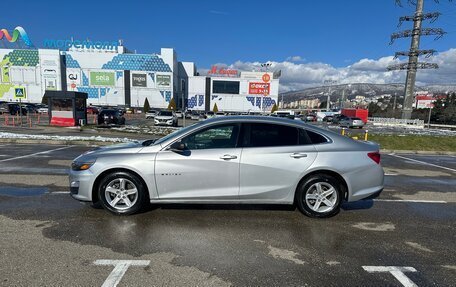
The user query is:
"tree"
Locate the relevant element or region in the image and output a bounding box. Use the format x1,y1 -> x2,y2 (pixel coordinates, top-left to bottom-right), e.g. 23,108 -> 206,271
270,103 -> 278,113
143,98 -> 150,113
213,103 -> 219,113
167,98 -> 176,110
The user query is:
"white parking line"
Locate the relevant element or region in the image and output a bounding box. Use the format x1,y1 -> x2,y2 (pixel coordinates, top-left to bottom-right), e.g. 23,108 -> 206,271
375,199 -> 447,204
385,173 -> 398,176
363,266 -> 418,287
0,146 -> 73,163
388,153 -> 456,173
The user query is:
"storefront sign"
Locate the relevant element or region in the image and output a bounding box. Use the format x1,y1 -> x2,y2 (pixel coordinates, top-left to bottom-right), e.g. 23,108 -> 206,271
156,74 -> 171,87
43,39 -> 118,51
132,74 -> 147,87
207,66 -> 238,77
262,73 -> 270,83
416,99 -> 434,109
90,71 -> 115,86
249,82 -> 270,95
0,26 -> 33,47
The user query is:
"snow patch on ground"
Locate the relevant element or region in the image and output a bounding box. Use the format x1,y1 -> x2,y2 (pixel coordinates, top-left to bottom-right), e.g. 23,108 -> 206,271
0,132 -> 133,143
110,125 -> 179,136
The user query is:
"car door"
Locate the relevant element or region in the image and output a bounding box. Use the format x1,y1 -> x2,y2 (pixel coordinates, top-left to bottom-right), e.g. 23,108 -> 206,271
155,123 -> 241,200
239,123 -> 318,202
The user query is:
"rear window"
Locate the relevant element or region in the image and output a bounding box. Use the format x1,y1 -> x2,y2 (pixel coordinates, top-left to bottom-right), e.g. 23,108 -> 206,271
242,123 -> 298,147
306,130 -> 329,144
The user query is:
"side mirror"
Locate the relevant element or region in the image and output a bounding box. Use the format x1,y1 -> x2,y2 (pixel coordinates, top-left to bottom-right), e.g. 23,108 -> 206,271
169,141 -> 187,153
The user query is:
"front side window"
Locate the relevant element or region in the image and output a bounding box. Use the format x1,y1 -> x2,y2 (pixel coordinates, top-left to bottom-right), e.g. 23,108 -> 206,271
181,124 -> 240,150
242,123 -> 298,147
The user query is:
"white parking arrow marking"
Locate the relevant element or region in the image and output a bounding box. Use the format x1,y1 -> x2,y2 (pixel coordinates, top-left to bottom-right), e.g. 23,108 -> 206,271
94,260 -> 150,287
363,266 -> 418,287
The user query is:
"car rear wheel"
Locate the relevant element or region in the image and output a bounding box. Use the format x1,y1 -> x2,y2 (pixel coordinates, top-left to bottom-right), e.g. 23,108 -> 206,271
98,171 -> 148,215
296,174 -> 342,218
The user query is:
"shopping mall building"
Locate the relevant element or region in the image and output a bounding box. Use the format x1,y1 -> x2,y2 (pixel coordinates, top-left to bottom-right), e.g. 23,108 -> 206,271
0,27 -> 280,112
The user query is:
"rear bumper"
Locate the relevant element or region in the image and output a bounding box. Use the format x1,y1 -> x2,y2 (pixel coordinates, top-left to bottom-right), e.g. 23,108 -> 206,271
362,188 -> 383,200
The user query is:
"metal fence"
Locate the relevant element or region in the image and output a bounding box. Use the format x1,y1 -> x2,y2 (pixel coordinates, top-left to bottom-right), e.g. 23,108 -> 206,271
368,117 -> 424,128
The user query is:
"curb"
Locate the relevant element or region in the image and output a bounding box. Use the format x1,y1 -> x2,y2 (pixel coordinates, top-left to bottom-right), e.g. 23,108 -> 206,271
380,149 -> 456,156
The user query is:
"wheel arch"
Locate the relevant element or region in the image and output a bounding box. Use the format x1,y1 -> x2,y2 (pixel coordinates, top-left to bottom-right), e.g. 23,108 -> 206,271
295,169 -> 349,202
92,168 -> 150,205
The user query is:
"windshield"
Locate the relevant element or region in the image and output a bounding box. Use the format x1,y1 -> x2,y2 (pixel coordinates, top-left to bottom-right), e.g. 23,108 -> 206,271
158,111 -> 173,116
153,122 -> 202,145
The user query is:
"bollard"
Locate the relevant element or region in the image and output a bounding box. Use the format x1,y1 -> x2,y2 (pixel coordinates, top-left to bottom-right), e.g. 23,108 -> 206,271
364,130 -> 368,141
37,114 -> 40,125
12,117 -> 15,126
341,128 -> 346,136
29,119 -> 32,128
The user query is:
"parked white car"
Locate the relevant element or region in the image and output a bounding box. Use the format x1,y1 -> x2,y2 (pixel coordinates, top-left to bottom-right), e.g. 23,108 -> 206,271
154,110 -> 178,127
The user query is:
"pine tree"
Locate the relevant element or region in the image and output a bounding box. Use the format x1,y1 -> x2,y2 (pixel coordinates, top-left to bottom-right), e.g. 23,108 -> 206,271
270,103 -> 278,113
167,98 -> 177,110
213,103 -> 219,113
143,98 -> 150,113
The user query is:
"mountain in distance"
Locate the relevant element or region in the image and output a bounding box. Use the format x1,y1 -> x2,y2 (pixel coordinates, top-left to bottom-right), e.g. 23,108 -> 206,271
279,83 -> 456,103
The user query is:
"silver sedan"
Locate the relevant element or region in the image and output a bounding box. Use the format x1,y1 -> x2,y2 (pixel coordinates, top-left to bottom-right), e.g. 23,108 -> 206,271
69,116 -> 383,218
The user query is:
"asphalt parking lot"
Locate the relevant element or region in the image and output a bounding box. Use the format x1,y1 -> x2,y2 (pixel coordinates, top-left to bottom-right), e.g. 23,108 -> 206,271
0,143 -> 454,286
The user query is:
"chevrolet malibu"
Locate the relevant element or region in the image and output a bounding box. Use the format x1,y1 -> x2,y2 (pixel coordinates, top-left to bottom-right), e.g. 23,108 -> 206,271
69,116 -> 384,218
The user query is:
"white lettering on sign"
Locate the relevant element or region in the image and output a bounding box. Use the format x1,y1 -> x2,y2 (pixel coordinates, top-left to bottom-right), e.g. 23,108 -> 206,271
96,75 -> 110,82
94,260 -> 150,287
363,266 -> 418,287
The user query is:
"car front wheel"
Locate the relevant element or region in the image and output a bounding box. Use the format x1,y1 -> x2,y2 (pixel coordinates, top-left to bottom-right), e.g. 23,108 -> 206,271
296,174 -> 343,218
98,171 -> 148,215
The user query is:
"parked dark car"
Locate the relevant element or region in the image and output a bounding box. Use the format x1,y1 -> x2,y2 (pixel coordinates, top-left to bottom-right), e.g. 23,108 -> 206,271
1,103 -> 27,115
332,114 -> 349,124
97,109 -> 126,126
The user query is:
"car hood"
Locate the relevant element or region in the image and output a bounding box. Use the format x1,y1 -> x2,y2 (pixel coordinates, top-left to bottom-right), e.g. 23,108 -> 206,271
81,141 -> 147,156
155,116 -> 173,120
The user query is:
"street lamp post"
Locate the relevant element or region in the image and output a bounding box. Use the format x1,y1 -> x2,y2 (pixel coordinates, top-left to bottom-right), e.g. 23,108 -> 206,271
260,62 -> 272,114
323,80 -> 337,111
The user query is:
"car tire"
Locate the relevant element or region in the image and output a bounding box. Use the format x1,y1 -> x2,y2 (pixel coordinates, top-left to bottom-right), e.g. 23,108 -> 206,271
295,174 -> 343,218
97,171 -> 148,215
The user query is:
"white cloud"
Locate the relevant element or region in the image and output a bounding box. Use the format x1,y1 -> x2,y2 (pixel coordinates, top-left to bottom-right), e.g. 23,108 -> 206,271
286,56 -> 305,62
199,48 -> 456,92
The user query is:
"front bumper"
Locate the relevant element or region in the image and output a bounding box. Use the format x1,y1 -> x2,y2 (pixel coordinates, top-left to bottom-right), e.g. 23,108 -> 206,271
68,168 -> 95,202
155,120 -> 174,126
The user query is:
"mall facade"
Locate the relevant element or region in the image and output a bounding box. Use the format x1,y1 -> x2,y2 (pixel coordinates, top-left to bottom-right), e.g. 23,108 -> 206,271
0,27 -> 280,112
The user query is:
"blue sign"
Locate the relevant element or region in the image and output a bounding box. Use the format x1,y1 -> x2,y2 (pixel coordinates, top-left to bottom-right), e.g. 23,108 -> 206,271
43,39 -> 118,51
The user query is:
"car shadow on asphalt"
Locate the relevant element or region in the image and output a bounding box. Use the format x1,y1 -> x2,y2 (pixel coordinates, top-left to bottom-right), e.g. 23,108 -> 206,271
341,199 -> 374,211
147,203 -> 296,212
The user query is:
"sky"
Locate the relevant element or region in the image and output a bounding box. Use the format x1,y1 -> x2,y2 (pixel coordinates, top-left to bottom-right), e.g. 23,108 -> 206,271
2,0 -> 456,92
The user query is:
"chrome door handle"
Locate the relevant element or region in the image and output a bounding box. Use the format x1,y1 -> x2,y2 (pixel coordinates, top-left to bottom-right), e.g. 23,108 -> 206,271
290,153 -> 308,158
220,154 -> 237,160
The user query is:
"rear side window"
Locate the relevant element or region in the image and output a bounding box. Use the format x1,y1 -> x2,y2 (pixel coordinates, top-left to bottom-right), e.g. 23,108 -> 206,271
242,123 -> 298,147
306,130 -> 329,144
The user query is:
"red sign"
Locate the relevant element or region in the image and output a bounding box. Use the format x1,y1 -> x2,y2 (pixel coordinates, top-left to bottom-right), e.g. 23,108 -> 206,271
262,73 -> 270,82
207,66 -> 238,77
249,82 -> 270,95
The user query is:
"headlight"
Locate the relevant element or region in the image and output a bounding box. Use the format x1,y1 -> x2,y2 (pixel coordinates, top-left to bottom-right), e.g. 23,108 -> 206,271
71,160 -> 96,171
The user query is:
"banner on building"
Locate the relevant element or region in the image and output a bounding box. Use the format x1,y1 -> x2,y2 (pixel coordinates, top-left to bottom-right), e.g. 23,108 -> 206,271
90,71 -> 115,86
156,74 -> 171,87
249,82 -> 270,95
132,73 -> 147,87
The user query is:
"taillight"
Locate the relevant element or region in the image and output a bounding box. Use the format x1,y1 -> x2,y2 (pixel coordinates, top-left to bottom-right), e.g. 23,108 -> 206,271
368,152 -> 381,164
